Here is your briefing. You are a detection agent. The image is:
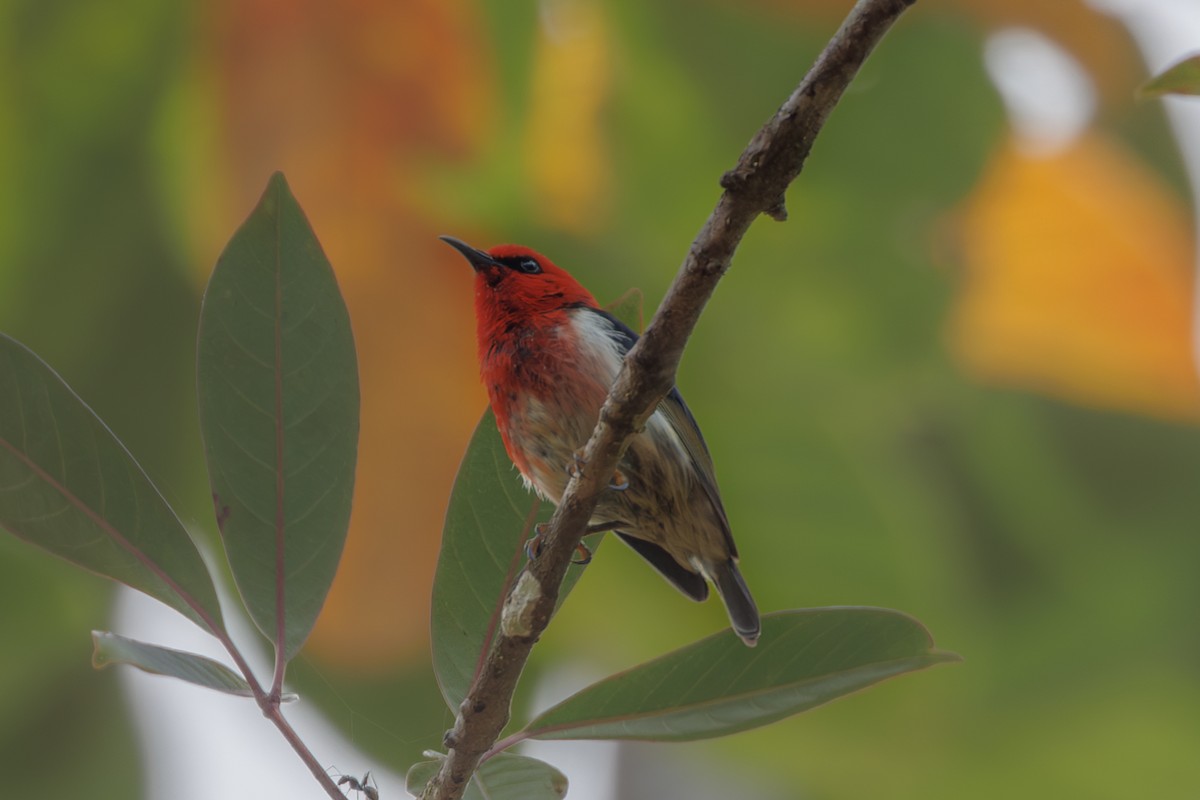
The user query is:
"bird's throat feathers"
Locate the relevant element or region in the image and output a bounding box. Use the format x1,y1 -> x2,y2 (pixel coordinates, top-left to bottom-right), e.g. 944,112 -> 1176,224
475,291 -> 585,397
470,246 -> 620,480
478,302 -> 626,494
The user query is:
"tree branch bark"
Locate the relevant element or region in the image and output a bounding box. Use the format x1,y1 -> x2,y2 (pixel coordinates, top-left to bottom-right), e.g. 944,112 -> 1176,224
421,1 -> 916,797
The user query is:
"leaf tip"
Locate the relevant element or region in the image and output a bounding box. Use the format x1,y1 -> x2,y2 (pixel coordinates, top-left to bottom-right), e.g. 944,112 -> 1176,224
266,170 -> 290,192
931,648 -> 963,665
90,630 -> 112,669
1137,53 -> 1200,100
257,171 -> 293,216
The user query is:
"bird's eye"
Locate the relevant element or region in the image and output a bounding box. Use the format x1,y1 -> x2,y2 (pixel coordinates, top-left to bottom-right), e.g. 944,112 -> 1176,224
495,254 -> 544,274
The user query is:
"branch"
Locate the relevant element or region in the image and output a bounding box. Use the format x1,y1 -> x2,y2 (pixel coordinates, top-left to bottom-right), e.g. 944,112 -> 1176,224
421,1 -> 916,797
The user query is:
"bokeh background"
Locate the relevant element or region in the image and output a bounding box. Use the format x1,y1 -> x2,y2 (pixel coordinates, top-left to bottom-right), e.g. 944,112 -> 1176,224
2,0 -> 1199,797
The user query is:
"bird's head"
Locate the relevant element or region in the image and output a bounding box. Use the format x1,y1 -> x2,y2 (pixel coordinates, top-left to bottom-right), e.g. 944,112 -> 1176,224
440,236 -> 597,320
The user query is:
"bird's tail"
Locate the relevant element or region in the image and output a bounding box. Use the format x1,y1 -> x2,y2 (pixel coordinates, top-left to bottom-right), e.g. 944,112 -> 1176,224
711,559 -> 760,647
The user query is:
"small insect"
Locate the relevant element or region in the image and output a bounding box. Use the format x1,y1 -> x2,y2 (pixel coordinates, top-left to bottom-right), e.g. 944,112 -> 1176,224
336,770 -> 379,800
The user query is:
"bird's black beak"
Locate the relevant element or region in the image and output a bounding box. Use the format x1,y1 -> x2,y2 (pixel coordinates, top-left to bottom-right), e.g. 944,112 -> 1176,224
439,235 -> 500,273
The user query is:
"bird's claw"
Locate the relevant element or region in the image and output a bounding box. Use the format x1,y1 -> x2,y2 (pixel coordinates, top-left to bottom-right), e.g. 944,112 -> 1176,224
524,532 -> 544,561
564,449 -> 587,479
563,452 -> 628,492
525,529 -> 592,565
608,469 -> 629,491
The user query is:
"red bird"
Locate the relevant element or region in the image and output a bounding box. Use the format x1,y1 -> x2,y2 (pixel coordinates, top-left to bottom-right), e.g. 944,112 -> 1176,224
442,236 -> 760,646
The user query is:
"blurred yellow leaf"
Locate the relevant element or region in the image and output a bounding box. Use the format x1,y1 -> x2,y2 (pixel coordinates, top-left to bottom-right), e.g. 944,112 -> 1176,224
948,134 -> 1200,423
523,0 -> 612,233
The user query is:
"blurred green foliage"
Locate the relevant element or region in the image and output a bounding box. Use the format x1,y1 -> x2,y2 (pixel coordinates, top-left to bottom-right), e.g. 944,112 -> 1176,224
0,1 -> 198,798
2,0 -> 1199,798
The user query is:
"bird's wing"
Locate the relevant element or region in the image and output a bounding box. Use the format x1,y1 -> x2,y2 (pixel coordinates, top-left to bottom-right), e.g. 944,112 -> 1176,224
615,532 -> 710,601
585,307 -> 737,556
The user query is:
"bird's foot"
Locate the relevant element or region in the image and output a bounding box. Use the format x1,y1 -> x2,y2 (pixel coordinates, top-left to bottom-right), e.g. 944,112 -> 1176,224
524,524 -> 547,561
571,541 -> 593,565
608,468 -> 630,491
563,451 -> 628,491
565,449 -> 586,479
524,526 -> 593,566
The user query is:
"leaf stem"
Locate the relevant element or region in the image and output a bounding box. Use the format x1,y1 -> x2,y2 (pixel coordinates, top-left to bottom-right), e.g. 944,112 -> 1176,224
479,731 -> 531,764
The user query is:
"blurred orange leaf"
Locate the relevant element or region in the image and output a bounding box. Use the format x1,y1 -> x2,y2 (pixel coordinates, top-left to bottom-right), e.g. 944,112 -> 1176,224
948,134 -> 1200,423
523,0 -> 612,233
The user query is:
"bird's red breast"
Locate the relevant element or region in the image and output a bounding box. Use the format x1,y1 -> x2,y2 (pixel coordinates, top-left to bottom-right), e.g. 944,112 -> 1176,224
466,245 -> 606,478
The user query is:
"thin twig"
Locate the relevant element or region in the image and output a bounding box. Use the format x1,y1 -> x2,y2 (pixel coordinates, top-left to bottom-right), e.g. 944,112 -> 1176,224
262,702 -> 349,799
420,1 -> 916,797
211,628 -> 349,799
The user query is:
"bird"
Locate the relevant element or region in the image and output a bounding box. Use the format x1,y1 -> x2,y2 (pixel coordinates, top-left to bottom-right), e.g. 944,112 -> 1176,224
441,235 -> 760,647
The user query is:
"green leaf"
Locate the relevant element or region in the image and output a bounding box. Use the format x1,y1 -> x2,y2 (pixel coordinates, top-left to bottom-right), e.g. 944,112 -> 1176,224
472,754 -> 569,800
1139,54 -> 1200,98
196,172 -> 360,661
406,754 -> 567,800
0,334 -> 223,632
91,630 -> 253,697
431,411 -> 542,710
431,410 -> 602,710
405,759 -> 441,797
522,608 -> 958,742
